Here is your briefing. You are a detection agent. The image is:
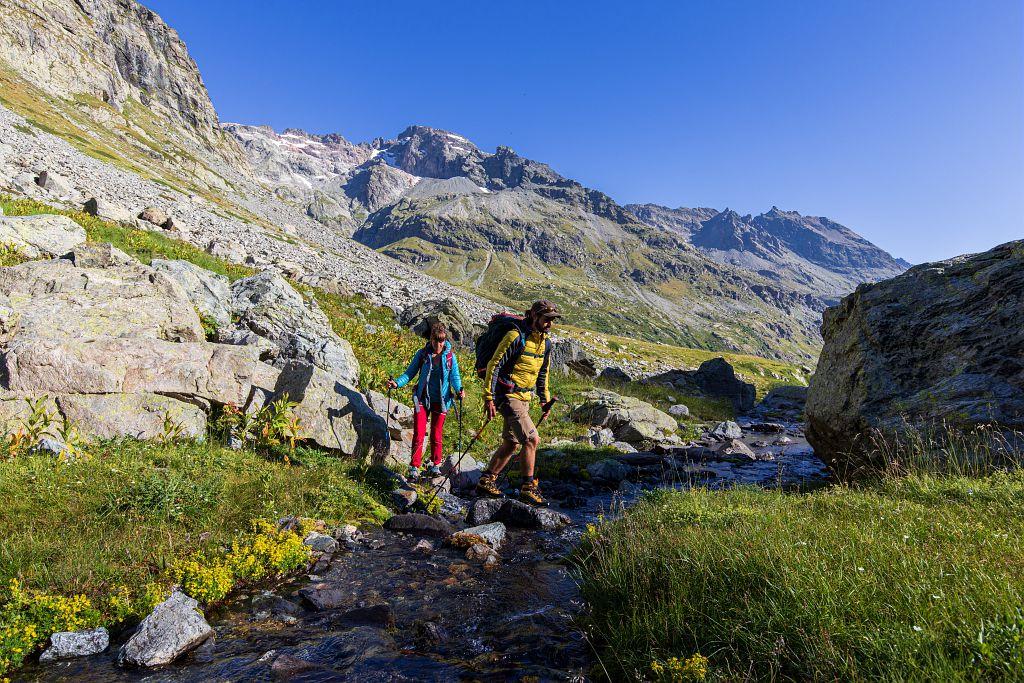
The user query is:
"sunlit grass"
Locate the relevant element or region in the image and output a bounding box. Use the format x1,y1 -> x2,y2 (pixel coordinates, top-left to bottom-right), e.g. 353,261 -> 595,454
577,429 -> 1024,681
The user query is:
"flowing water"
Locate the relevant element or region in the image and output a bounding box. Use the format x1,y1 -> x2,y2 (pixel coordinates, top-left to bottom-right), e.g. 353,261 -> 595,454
18,424 -> 827,682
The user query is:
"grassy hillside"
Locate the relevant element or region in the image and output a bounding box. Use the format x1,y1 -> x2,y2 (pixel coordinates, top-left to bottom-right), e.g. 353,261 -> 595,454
376,233 -> 822,364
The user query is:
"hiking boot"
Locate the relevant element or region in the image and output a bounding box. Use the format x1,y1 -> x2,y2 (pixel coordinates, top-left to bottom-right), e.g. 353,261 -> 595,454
519,478 -> 547,507
475,471 -> 502,498
425,464 -> 442,477
407,466 -> 421,482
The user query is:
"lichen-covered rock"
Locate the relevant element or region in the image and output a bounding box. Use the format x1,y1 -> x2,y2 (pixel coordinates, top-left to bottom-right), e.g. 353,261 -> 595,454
2,336 -> 260,405
119,589 -> 213,667
364,389 -> 414,433
250,359 -> 386,456
0,214 -> 86,258
569,389 -> 677,444
228,270 -> 359,386
0,255 -> 203,343
807,240 -> 1024,475
0,392 -> 206,441
151,259 -> 231,329
399,298 -> 474,346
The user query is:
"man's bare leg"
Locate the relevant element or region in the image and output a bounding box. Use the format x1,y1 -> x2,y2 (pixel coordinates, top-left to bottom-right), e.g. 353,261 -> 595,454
519,433 -> 540,479
485,438 -> 518,475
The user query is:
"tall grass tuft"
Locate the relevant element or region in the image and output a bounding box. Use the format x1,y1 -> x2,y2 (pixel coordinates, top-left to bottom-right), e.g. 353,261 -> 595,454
576,425 -> 1024,681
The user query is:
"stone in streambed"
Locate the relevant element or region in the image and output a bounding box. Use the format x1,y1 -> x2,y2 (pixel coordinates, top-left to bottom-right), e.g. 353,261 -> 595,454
466,497 -> 505,525
298,583 -> 348,611
495,499 -> 571,531
39,627 -> 109,661
449,522 -> 506,550
383,513 -> 454,537
119,589 -> 213,667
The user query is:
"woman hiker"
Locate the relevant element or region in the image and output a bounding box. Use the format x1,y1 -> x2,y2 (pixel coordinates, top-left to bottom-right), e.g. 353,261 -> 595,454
386,322 -> 465,480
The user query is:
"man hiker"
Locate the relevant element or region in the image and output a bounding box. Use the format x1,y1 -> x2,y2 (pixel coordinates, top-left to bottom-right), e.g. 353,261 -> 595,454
386,322 -> 465,480
475,300 -> 560,505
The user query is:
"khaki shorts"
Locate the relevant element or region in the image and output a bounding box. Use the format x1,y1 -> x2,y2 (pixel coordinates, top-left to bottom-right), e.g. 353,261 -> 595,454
498,397 -> 537,446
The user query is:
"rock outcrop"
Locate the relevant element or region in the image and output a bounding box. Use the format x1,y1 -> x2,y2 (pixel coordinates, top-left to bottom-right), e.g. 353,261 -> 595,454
646,358 -> 757,413
398,298 -> 475,346
0,234 -> 384,456
225,271 -> 360,386
806,240 -> 1024,475
151,259 -> 232,329
570,389 -> 677,445
0,214 -> 86,258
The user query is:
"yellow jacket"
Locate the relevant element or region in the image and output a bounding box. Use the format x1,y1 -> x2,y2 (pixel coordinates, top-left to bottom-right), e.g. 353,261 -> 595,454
483,328 -> 551,404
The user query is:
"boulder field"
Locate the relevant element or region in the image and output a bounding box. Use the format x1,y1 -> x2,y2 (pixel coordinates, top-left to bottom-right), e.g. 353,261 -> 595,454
0,238 -> 398,462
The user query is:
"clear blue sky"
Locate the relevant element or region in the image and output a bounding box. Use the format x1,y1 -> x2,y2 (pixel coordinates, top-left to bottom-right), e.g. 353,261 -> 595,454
147,0 -> 1022,264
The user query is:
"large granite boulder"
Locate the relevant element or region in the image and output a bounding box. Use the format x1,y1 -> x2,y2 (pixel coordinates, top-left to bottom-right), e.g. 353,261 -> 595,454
0,256 -> 203,344
0,214 -> 86,258
226,271 -> 359,386
806,240 -> 1024,475
646,357 -> 756,413
151,259 -> 232,329
399,298 -> 474,346
549,338 -> 597,377
0,393 -> 206,441
2,337 -> 260,405
569,389 -> 677,445
247,360 -> 387,457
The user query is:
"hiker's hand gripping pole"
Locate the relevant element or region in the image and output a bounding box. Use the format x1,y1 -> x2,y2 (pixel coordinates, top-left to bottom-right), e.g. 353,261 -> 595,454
538,396 -> 558,425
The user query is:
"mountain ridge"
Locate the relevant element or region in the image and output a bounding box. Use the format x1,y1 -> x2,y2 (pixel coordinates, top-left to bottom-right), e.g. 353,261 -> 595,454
0,0 -> 909,363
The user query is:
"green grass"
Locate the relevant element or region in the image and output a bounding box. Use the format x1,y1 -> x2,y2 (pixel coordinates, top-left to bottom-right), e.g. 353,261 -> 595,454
0,195 -> 255,280
576,471 -> 1024,681
0,439 -> 388,604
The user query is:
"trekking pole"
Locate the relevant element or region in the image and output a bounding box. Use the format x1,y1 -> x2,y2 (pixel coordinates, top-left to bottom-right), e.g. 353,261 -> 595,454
538,396 -> 558,425
457,395 -> 464,457
423,405 -> 490,513
385,386 -> 394,449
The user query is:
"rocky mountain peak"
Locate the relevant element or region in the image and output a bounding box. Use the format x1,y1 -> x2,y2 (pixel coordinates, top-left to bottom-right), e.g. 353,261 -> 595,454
0,0 -> 236,158
385,126 -> 483,181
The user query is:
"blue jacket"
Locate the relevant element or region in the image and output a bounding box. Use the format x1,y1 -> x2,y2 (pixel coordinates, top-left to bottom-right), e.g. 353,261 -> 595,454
394,340 -> 464,412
